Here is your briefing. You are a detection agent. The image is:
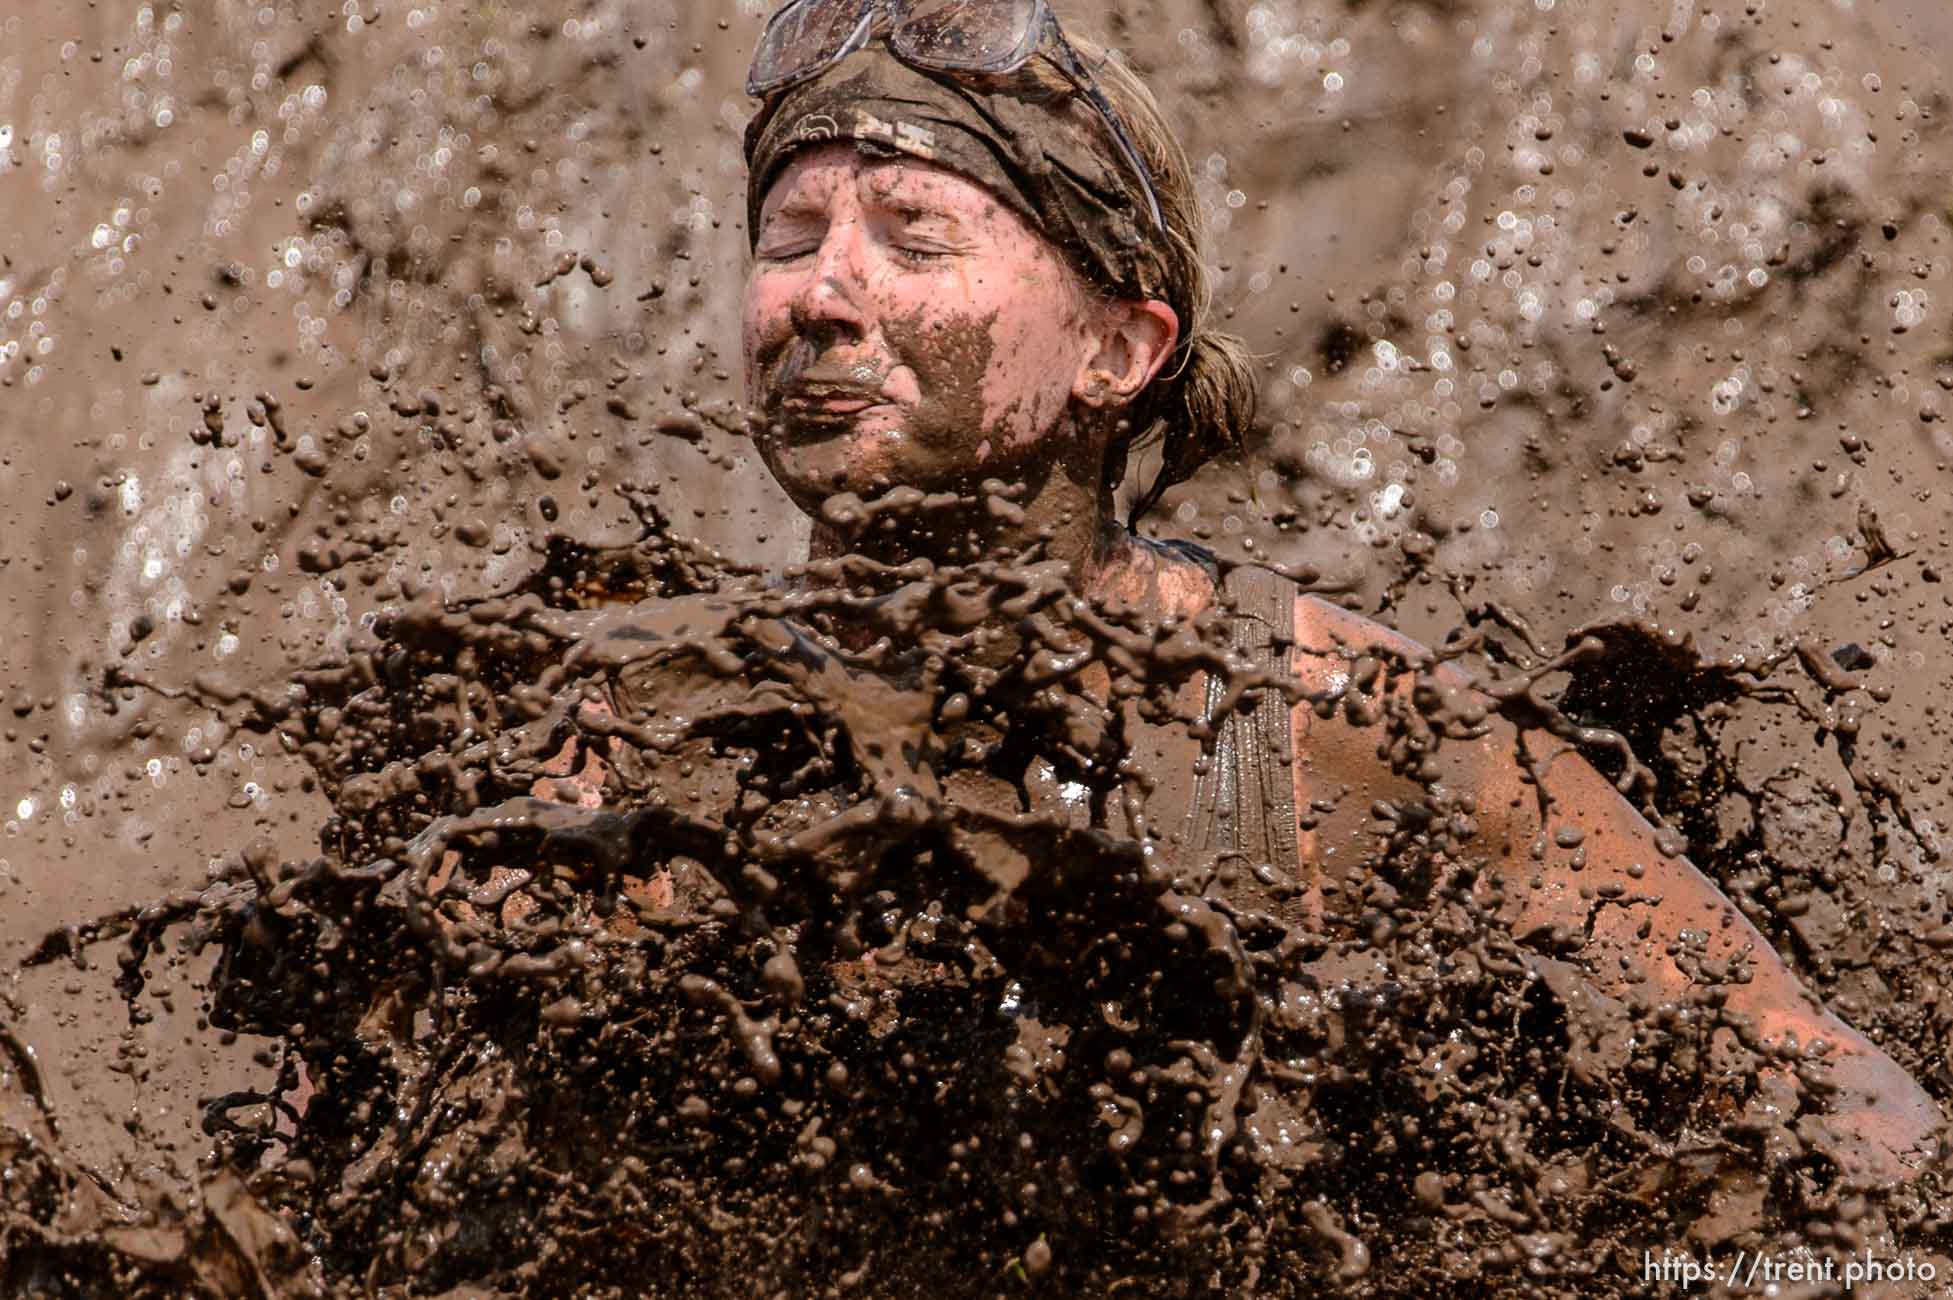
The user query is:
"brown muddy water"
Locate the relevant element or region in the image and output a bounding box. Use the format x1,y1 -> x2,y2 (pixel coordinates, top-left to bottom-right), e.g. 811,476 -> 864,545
4,1 -> 1953,1297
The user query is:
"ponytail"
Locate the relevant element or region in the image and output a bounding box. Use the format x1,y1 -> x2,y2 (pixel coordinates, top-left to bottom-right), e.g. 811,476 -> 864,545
1126,328 -> 1258,527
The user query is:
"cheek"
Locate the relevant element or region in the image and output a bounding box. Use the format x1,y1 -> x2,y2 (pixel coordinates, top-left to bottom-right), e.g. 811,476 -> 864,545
742,276 -> 791,395
978,290 -> 1085,437
743,272 -> 797,344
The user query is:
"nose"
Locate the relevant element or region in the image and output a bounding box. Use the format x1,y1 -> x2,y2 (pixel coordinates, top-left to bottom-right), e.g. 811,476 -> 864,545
788,219 -> 870,341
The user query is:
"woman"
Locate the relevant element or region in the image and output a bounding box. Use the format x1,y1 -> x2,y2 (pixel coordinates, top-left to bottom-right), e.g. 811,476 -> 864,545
718,0 -> 1938,1182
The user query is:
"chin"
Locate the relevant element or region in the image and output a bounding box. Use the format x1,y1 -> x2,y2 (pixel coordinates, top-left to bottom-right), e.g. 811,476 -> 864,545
758,417 -> 941,506
769,460 -> 923,515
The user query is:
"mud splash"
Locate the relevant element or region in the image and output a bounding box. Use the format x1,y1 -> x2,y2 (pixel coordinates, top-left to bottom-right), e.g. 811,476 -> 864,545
4,0 -> 1953,1296
3,501 -> 1946,1297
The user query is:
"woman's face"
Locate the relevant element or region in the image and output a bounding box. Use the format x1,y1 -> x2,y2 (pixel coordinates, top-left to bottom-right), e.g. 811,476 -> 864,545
743,144 -> 1103,512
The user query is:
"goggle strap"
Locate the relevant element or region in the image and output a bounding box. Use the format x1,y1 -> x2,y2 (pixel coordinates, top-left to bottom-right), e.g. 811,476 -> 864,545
1039,38 -> 1168,236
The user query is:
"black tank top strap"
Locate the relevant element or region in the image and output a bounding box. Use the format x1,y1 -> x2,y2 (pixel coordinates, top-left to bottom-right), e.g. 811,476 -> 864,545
1138,535 -> 1222,582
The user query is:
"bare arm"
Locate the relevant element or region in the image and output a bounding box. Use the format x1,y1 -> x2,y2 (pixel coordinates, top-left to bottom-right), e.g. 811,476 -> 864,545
1284,594 -> 1939,1182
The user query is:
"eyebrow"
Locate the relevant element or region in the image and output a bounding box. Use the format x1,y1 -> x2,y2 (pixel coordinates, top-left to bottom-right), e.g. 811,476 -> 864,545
759,195 -> 828,224
761,168 -> 976,226
862,170 -> 967,216
886,200 -> 962,226
870,186 -> 969,226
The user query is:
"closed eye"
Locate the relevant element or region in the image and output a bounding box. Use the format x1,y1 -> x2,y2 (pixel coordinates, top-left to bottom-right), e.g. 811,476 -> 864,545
892,241 -> 955,262
756,240 -> 820,262
883,210 -> 967,261
755,217 -> 825,262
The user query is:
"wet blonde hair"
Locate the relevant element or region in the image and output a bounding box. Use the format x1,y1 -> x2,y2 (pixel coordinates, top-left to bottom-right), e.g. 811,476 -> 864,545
1052,37 -> 1259,524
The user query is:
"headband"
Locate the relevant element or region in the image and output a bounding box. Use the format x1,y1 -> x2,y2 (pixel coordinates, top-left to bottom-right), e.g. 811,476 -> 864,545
743,46 -> 1169,302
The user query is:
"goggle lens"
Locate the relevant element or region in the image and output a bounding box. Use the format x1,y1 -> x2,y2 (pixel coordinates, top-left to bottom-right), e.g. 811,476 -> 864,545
748,0 -> 1167,235
749,0 -> 875,95
888,0 -> 1041,71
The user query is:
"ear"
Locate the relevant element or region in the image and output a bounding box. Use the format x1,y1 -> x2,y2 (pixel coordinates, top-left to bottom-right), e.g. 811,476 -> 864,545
1073,299 -> 1181,410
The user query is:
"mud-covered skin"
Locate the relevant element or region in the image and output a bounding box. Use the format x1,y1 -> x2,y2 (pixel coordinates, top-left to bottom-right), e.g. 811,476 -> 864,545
743,144 -> 1178,572
747,149 -> 1073,487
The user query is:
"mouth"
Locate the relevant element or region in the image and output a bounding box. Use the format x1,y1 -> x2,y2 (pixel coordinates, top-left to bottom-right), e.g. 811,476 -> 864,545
772,376 -> 898,433
784,386 -> 885,415
760,346 -> 903,438
763,394 -> 899,447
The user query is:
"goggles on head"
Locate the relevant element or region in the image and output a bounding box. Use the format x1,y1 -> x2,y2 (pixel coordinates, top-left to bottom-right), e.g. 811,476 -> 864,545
747,0 -> 1168,235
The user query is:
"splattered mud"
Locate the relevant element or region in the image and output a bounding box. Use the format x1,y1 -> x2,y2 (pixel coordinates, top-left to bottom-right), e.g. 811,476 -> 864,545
4,2 -> 1953,1297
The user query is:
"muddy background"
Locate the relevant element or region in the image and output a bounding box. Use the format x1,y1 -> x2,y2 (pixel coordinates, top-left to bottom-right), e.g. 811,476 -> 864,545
4,0 -> 1953,1290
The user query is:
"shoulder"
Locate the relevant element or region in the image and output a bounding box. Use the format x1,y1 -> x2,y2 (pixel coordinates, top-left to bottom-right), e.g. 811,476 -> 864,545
1286,591 -> 1431,690
1088,533 -> 1218,621
1093,537 -> 1438,670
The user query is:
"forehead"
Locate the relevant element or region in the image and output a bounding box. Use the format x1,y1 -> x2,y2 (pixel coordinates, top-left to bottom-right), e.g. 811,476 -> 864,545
758,143 -> 1007,214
